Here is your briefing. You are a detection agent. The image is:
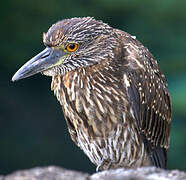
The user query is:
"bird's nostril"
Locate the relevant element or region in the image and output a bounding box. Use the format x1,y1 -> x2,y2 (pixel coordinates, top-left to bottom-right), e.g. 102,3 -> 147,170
39,48 -> 51,59
41,52 -> 50,59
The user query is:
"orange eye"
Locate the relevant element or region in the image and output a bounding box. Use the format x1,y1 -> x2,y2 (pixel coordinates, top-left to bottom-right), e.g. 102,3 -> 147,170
66,43 -> 79,52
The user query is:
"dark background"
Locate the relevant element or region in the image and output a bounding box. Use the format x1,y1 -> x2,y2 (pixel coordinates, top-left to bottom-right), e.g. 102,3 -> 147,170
1,0 -> 186,174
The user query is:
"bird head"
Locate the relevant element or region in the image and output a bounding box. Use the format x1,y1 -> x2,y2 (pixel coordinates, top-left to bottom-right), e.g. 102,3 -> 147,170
12,17 -> 116,81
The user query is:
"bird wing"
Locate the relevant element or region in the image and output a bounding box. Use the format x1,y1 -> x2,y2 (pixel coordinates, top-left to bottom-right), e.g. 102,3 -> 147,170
124,49 -> 171,168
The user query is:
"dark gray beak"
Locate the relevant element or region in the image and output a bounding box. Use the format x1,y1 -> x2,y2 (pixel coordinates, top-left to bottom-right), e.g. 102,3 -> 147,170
12,47 -> 64,81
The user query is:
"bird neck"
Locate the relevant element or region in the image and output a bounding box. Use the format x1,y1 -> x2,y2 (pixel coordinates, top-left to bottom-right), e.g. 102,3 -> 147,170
51,59 -> 112,93
50,58 -> 123,120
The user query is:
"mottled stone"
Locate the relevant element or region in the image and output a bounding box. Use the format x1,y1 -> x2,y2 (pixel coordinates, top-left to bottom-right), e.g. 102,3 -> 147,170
91,167 -> 186,180
1,166 -> 186,180
3,166 -> 88,180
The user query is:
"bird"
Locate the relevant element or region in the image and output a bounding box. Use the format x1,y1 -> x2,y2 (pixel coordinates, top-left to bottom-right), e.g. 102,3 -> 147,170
12,17 -> 171,171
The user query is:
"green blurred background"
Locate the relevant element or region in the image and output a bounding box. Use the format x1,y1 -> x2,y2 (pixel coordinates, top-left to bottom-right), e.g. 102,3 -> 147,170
0,0 -> 186,174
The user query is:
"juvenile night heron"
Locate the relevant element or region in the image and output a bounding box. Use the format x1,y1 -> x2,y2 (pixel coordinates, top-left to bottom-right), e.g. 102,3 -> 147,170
12,17 -> 171,170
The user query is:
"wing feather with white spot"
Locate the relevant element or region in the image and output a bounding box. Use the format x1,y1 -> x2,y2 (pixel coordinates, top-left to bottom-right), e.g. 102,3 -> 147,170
122,40 -> 171,168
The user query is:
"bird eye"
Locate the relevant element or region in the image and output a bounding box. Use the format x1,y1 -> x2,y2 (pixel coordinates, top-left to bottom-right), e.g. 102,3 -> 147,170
66,43 -> 79,52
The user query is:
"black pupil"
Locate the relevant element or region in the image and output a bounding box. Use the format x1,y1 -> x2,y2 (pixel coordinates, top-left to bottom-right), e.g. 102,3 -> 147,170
69,44 -> 75,50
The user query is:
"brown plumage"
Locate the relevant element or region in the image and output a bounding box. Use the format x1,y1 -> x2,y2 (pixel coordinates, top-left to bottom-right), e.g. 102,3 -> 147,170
12,17 -> 171,170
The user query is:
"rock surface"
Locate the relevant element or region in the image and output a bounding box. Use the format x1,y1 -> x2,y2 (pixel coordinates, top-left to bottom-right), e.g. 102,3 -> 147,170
0,166 -> 186,180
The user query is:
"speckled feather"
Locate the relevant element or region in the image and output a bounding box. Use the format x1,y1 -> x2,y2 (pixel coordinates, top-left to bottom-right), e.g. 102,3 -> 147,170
43,17 -> 171,170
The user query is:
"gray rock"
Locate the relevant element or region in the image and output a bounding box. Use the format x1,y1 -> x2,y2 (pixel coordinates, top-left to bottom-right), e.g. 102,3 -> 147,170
91,167 -> 186,180
1,166 -> 186,180
3,166 -> 89,180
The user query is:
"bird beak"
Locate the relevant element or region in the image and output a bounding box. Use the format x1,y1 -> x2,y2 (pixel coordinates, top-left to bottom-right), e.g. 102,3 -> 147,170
12,47 -> 64,81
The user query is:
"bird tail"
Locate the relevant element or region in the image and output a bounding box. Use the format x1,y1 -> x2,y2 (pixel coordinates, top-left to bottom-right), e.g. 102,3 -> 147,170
150,146 -> 167,169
